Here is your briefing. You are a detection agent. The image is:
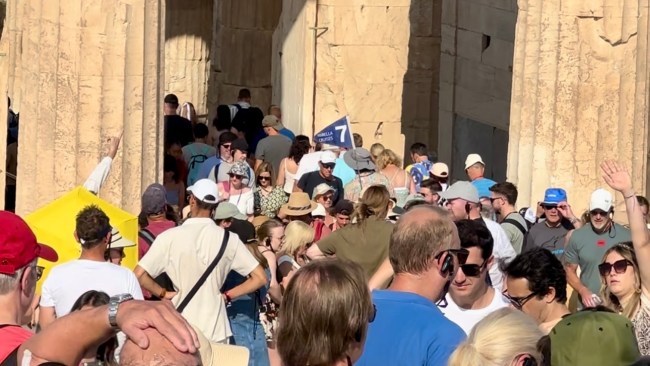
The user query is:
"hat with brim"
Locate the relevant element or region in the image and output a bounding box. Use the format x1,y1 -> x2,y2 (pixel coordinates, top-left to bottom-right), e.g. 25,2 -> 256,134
192,324 -> 249,366
344,148 -> 375,171
549,308 -> 640,365
214,202 -> 247,220
439,181 -> 479,204
280,192 -> 317,216
312,203 -> 327,217
109,228 -> 135,249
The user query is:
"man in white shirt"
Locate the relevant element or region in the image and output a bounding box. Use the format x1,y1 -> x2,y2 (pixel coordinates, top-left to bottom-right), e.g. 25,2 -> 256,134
39,205 -> 144,327
439,219 -> 509,334
135,179 -> 267,343
439,181 -> 516,291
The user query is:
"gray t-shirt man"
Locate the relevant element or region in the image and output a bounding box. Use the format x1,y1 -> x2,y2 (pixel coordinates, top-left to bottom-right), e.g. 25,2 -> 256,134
500,212 -> 528,253
564,223 -> 631,300
523,220 -> 572,259
255,134 -> 291,175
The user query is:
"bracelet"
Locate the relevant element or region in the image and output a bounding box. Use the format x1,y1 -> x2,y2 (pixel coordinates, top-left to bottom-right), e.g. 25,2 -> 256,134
159,288 -> 167,299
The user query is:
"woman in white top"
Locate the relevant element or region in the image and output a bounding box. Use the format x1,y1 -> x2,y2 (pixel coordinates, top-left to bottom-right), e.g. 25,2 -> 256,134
376,149 -> 415,207
218,161 -> 254,221
600,160 -> 650,355
277,139 -> 311,195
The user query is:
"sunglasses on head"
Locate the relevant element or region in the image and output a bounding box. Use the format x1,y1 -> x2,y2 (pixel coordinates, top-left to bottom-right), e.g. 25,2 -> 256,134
598,259 -> 632,276
503,291 -> 538,310
229,173 -> 244,179
321,163 -> 336,170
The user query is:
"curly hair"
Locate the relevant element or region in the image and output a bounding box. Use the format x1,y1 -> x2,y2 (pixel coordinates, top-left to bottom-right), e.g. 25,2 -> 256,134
76,205 -> 111,249
504,247 -> 567,303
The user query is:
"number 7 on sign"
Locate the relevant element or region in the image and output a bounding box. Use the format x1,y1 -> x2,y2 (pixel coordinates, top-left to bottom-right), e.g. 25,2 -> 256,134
335,125 -> 347,143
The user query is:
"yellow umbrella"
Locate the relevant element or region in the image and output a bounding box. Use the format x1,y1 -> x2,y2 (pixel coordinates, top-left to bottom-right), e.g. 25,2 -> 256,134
24,187 -> 139,293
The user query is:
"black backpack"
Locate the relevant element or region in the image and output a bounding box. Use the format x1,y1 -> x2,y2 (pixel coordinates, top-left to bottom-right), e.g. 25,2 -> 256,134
139,228 -> 176,300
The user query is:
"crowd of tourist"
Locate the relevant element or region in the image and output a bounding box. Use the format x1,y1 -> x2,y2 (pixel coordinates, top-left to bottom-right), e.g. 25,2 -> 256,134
3,89 -> 650,366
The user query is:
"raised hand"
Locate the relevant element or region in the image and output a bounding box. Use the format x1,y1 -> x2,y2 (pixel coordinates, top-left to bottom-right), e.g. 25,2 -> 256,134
107,132 -> 123,159
601,160 -> 633,195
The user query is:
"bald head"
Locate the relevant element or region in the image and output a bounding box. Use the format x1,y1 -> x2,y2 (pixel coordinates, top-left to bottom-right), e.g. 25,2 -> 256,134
120,328 -> 201,366
389,206 -> 459,275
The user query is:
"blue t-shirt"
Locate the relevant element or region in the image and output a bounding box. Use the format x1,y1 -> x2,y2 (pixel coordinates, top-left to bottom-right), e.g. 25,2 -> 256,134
356,290 -> 465,366
333,157 -> 356,186
472,177 -> 497,198
279,128 -> 295,141
410,160 -> 432,192
197,156 -> 222,180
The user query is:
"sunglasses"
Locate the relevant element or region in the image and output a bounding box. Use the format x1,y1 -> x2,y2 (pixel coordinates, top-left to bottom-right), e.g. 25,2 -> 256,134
503,291 -> 538,310
435,248 -> 470,277
322,195 -> 333,201
590,210 -> 609,217
36,266 -> 44,281
321,163 -> 336,170
598,259 -> 633,276
258,176 -> 271,181
489,197 -> 504,204
541,204 -> 558,210
354,304 -> 377,342
221,143 -> 232,148
228,173 -> 244,180
459,261 -> 487,277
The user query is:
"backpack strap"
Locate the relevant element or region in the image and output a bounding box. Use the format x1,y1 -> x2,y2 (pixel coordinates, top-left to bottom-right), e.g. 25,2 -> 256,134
177,230 -> 230,313
503,217 -> 527,236
138,228 -> 156,246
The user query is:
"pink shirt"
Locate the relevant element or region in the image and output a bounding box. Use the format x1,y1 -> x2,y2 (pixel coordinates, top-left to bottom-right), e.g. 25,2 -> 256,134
138,220 -> 176,259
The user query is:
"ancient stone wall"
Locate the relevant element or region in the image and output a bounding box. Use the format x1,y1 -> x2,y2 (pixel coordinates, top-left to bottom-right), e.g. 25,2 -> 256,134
164,0 -> 213,119
209,0 -> 282,118
439,0 -> 517,178
7,0 -> 164,215
508,0 -> 650,214
271,0 -> 315,135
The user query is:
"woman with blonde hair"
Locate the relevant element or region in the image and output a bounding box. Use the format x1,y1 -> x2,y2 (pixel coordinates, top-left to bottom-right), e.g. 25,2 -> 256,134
376,149 -> 416,207
369,143 -> 385,164
276,259 -> 375,366
448,308 -> 544,366
306,185 -> 394,279
277,221 -> 315,287
600,160 -> 650,355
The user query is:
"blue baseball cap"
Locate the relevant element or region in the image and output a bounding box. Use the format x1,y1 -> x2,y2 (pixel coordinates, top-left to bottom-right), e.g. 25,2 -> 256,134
543,188 -> 567,205
472,178 -> 496,199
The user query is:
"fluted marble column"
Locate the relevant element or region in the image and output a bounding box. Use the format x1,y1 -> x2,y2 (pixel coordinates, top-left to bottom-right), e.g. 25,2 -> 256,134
164,0 -> 212,119
13,0 -> 164,215
508,0 -> 650,213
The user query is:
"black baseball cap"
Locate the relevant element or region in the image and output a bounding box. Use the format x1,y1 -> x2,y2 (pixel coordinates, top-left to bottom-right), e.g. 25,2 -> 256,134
332,199 -> 354,215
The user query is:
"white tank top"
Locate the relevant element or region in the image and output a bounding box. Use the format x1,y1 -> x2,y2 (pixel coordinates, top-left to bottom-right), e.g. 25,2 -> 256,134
283,159 -> 297,194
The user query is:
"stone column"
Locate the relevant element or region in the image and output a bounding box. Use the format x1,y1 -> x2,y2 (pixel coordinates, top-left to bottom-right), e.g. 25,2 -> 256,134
164,0 -> 213,120
13,0 -> 164,215
508,0 -> 650,213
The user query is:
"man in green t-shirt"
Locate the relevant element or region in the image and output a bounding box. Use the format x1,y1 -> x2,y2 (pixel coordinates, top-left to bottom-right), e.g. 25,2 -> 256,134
564,189 -> 631,308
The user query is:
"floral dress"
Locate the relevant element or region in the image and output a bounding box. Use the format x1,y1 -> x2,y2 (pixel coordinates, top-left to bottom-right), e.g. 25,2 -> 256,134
633,294 -> 650,355
254,186 -> 287,218
344,172 -> 394,203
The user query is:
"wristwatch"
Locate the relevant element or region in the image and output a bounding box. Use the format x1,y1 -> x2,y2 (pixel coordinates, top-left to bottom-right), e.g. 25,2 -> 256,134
108,293 -> 134,329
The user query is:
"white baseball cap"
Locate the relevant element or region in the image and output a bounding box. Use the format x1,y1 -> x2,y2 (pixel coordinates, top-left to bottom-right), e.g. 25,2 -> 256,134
187,179 -> 219,204
320,151 -> 337,164
430,162 -> 449,178
590,188 -> 613,212
465,154 -> 485,170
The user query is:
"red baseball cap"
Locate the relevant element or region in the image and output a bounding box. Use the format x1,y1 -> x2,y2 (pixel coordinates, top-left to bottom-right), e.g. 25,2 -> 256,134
0,211 -> 58,274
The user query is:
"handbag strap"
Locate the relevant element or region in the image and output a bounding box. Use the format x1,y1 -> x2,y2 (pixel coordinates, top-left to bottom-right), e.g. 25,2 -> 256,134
176,230 -> 230,313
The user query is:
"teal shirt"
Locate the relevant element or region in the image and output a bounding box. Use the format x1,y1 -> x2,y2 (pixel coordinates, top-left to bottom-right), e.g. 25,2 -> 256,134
564,223 -> 631,303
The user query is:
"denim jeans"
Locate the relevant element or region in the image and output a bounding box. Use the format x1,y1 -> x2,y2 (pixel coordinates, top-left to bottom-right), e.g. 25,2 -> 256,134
228,312 -> 270,366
